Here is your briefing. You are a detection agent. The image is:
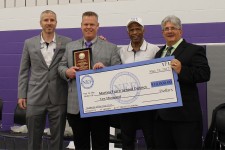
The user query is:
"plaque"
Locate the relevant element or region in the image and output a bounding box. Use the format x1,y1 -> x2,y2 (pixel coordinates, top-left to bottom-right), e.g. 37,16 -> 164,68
73,48 -> 92,71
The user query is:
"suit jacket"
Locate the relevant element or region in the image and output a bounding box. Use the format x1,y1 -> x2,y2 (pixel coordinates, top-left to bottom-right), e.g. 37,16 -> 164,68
18,34 -> 72,105
58,37 -> 121,114
155,39 -> 210,121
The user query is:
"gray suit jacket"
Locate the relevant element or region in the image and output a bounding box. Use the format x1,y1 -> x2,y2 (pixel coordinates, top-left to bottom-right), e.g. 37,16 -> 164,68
58,37 -> 121,114
18,34 -> 72,105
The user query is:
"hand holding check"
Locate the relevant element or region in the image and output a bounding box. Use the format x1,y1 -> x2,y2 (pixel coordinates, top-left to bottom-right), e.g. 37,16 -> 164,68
93,62 -> 105,69
171,59 -> 181,74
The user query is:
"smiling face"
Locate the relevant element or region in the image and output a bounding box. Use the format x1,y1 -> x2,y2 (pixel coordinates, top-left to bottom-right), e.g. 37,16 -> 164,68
162,22 -> 182,46
81,15 -> 99,41
40,12 -> 57,35
127,22 -> 144,45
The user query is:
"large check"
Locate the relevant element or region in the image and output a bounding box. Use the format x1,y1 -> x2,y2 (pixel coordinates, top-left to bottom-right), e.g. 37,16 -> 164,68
76,56 -> 182,118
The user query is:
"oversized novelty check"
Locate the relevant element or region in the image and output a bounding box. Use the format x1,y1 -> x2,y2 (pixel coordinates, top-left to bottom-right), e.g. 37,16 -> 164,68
76,56 -> 182,118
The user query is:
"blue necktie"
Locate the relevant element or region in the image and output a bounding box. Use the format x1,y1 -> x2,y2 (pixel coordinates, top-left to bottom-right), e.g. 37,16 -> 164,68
165,46 -> 173,57
85,42 -> 92,48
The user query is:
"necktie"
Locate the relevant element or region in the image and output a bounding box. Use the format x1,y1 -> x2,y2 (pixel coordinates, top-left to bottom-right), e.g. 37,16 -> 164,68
85,42 -> 92,48
165,46 -> 173,57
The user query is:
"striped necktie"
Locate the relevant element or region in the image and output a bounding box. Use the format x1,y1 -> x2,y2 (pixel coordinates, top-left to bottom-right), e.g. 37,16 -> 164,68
165,46 -> 173,57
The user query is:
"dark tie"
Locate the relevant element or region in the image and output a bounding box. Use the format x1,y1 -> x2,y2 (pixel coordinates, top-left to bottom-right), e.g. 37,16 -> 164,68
85,42 -> 92,48
165,46 -> 173,57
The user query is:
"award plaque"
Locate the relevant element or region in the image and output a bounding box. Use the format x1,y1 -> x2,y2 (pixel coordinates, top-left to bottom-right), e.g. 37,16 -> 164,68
73,48 -> 92,71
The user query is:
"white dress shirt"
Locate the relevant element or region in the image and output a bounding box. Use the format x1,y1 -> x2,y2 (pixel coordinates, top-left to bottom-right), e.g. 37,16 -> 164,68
40,33 -> 56,67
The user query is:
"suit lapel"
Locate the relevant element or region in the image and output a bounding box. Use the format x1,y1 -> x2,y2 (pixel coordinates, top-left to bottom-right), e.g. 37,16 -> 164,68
52,35 -> 61,58
155,45 -> 166,58
77,39 -> 83,49
49,34 -> 61,68
171,40 -> 187,58
34,36 -> 48,68
92,37 -> 102,59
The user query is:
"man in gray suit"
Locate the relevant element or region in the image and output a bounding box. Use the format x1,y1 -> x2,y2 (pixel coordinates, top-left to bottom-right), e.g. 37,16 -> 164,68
17,10 -> 72,150
58,11 -> 121,150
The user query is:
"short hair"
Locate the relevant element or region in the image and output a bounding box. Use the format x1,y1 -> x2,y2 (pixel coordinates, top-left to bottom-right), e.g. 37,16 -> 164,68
82,11 -> 98,21
40,10 -> 57,21
161,15 -> 182,30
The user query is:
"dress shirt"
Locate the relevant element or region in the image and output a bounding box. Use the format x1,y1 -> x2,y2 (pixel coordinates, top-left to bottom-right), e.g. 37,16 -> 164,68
161,38 -> 183,57
40,33 -> 56,67
83,36 -> 97,49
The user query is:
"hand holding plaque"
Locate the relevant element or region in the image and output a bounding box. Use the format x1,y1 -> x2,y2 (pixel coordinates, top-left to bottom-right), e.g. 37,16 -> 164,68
73,48 -> 92,71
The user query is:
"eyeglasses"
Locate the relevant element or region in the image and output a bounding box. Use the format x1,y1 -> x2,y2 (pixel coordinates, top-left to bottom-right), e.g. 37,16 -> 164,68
163,27 -> 180,32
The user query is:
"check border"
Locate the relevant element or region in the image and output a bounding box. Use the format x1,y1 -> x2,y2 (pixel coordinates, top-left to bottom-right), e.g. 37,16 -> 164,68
76,56 -> 182,118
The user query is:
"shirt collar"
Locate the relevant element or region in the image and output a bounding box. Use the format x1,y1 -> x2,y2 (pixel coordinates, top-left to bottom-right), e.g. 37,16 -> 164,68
128,39 -> 147,52
166,38 -> 183,50
83,36 -> 97,45
40,32 -> 56,44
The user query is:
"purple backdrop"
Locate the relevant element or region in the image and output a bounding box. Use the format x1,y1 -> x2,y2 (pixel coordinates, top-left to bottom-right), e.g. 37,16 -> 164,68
0,22 -> 223,133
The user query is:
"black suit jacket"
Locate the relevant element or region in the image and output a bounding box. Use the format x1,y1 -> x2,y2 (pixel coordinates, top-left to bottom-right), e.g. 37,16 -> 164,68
155,39 -> 210,122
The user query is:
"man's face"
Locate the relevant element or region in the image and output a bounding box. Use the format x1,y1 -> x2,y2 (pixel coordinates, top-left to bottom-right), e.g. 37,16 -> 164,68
162,22 -> 182,46
81,16 -> 99,41
40,13 -> 57,34
127,22 -> 144,44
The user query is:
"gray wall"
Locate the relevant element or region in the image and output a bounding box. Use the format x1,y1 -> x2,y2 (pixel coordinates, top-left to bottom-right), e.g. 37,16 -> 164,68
207,45 -> 225,126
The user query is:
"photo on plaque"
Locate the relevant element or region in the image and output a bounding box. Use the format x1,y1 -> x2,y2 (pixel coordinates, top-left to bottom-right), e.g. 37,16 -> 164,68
73,48 -> 92,71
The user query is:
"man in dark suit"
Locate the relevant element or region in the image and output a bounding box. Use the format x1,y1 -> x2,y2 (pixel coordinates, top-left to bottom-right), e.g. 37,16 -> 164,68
17,10 -> 72,150
58,11 -> 121,150
153,15 -> 210,149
